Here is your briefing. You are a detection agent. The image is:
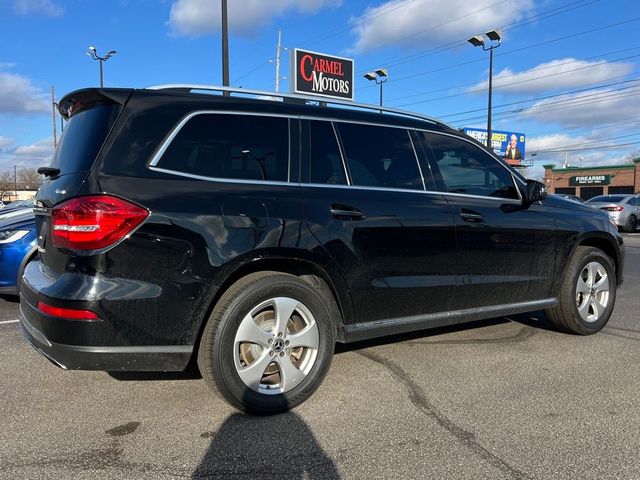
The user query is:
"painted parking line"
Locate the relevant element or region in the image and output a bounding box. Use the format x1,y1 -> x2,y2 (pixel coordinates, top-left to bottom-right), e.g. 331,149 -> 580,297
0,319 -> 19,325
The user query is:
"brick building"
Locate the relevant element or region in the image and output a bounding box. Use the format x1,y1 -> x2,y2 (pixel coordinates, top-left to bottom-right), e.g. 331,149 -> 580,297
543,159 -> 640,200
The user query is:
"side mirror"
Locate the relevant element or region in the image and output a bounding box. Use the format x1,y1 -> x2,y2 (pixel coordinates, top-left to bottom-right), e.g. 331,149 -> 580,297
525,179 -> 547,203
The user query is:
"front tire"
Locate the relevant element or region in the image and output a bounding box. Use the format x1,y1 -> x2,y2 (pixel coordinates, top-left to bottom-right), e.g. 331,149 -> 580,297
198,272 -> 336,415
546,246 -> 616,335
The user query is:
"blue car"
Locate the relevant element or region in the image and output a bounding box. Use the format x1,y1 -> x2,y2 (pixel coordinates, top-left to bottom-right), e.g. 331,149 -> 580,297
0,207 -> 37,295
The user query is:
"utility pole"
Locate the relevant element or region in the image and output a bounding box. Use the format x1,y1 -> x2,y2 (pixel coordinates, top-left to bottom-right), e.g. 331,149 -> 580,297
274,28 -> 282,92
221,0 -> 230,89
51,85 -> 57,148
14,165 -> 17,201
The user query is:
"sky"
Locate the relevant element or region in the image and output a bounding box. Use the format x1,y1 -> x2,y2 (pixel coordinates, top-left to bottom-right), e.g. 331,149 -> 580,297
1,0 -> 639,179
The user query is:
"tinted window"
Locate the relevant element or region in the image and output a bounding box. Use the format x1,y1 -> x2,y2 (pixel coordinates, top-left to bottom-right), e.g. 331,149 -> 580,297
51,104 -> 120,173
424,133 -> 519,199
309,121 -> 347,185
336,123 -> 423,190
158,114 -> 289,182
586,195 -> 627,203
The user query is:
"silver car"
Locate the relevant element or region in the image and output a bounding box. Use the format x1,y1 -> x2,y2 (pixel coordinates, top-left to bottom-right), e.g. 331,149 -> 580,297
586,194 -> 640,232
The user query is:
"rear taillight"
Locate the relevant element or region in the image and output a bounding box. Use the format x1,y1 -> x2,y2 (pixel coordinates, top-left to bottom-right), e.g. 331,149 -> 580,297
602,206 -> 623,212
37,302 -> 100,321
51,195 -> 149,251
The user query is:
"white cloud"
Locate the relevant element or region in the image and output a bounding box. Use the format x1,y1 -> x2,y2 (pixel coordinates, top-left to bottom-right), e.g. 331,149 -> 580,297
0,72 -> 49,115
470,59 -> 634,94
520,87 -> 640,129
13,137 -> 54,158
350,0 -> 534,53
12,0 -> 63,17
0,137 -> 54,170
168,0 -> 342,37
0,136 -> 14,151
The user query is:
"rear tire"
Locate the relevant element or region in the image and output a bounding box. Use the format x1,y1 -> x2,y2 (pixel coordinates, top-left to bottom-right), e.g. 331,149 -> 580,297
624,215 -> 637,233
197,272 -> 336,415
546,246 -> 616,335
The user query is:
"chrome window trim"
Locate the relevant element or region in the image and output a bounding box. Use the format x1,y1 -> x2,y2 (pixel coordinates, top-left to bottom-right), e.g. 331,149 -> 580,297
417,129 -> 524,201
148,165 -> 522,204
148,110 -> 296,171
149,165 -> 294,187
414,128 -> 527,188
148,109 -> 524,203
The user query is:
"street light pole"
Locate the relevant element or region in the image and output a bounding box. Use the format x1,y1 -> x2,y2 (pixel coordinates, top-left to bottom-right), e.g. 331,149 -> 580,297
468,30 -> 501,151
487,46 -> 493,152
363,68 -> 388,111
86,46 -> 117,88
221,0 -> 230,89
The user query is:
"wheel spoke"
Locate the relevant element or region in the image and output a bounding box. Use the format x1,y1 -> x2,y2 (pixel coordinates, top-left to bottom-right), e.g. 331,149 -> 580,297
236,351 -> 272,390
577,295 -> 591,318
589,297 -> 601,320
273,297 -> 299,335
576,276 -> 589,294
288,323 -> 319,349
276,354 -> 305,391
236,313 -> 272,347
593,272 -> 609,292
585,263 -> 597,287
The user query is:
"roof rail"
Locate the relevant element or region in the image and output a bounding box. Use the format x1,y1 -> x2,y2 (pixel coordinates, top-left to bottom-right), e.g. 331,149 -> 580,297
145,84 -> 450,128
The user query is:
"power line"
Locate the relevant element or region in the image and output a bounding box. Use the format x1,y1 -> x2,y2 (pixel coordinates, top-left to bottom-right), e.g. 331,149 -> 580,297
385,44 -> 640,103
356,0 -> 602,76
532,140 -> 640,153
437,77 -> 640,120
392,51 -> 640,109
298,0 -> 420,49
452,87 -> 640,124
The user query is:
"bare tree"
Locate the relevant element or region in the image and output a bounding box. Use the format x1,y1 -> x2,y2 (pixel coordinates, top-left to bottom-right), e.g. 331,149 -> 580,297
0,171 -> 14,201
18,168 -> 42,189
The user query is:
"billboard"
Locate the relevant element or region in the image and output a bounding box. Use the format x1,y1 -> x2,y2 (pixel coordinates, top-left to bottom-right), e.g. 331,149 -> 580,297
291,48 -> 354,101
463,128 -> 526,166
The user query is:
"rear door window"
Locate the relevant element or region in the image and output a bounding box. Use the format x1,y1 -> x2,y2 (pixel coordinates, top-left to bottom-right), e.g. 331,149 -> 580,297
157,114 -> 290,182
335,123 -> 424,191
423,133 -> 519,200
51,103 -> 121,174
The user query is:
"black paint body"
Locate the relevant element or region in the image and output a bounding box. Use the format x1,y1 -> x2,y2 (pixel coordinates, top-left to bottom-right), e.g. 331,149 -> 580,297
20,88 -> 624,371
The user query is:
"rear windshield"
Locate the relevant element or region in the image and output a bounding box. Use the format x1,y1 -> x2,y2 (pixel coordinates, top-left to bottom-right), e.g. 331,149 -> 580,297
586,195 -> 627,203
50,103 -> 120,174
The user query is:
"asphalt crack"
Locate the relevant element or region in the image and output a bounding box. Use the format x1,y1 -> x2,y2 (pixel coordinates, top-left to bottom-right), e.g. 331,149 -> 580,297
358,350 -> 532,480
405,326 -> 535,346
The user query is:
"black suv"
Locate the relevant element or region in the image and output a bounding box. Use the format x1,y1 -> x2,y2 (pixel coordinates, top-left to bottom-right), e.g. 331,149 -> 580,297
21,85 -> 624,414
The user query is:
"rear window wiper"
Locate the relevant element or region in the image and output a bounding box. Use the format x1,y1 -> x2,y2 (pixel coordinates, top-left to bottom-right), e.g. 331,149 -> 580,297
38,167 -> 61,177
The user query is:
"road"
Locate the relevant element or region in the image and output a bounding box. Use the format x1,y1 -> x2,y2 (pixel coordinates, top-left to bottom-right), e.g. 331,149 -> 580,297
1,234 -> 639,479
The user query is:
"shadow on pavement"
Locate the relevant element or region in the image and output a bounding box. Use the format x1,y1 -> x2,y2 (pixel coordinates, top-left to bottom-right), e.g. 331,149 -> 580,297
192,412 -> 340,479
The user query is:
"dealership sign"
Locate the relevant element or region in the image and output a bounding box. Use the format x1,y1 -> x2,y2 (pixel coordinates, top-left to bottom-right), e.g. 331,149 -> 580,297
569,175 -> 611,186
291,48 -> 354,101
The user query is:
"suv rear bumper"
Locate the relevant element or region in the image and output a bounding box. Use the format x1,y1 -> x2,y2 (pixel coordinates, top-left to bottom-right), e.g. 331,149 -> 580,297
19,261 -> 194,371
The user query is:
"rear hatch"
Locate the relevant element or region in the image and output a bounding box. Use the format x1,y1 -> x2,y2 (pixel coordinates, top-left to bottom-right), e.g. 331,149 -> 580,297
35,88 -> 132,272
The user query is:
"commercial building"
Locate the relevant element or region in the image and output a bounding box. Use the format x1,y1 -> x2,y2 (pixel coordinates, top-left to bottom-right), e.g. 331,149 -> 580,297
543,159 -> 640,200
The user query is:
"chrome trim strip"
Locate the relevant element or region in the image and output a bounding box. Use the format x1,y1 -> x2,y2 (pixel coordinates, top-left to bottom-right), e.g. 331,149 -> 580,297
149,166 -> 294,187
344,298 -> 558,340
148,110 -> 296,168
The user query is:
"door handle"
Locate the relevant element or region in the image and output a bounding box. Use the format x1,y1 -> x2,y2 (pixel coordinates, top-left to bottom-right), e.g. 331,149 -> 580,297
330,204 -> 366,220
459,209 -> 484,223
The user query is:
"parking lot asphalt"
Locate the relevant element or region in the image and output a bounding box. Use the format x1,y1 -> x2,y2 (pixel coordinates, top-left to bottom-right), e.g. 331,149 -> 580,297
1,234 -> 639,479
